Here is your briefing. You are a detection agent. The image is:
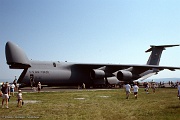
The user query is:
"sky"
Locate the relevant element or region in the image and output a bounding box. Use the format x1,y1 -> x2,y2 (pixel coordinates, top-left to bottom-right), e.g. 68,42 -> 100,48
1,0 -> 180,82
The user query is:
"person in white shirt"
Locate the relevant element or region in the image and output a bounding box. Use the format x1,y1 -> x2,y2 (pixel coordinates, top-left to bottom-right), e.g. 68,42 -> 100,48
17,90 -> 23,107
133,83 -> 139,99
146,83 -> 149,94
124,83 -> 131,99
177,82 -> 180,100
10,83 -> 15,96
37,82 -> 41,93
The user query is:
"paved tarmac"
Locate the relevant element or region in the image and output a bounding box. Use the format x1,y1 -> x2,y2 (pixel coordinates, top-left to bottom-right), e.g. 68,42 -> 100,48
18,83 -> 176,93
19,87 -> 79,92
19,86 -> 115,93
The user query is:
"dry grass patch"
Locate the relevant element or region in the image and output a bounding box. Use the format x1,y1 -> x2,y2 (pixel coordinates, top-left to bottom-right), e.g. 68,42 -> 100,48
0,88 -> 180,120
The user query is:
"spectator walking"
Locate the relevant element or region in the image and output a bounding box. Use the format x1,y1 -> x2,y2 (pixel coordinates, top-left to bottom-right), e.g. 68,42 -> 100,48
124,83 -> 131,99
133,83 -> 139,99
1,82 -> 10,108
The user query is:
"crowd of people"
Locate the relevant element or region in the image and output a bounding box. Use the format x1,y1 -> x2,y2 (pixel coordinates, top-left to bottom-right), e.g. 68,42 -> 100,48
0,82 -> 22,109
124,81 -> 180,100
0,77 -> 42,109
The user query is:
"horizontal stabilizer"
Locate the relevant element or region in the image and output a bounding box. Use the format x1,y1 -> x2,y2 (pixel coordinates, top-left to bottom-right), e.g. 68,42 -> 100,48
146,44 -> 180,53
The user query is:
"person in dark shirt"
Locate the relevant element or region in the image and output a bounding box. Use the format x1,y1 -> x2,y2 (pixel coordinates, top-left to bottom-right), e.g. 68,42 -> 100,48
1,82 -> 10,108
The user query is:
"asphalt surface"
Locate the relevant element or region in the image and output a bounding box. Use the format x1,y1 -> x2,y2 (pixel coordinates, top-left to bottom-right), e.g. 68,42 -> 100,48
18,83 -> 174,93
19,86 -> 115,92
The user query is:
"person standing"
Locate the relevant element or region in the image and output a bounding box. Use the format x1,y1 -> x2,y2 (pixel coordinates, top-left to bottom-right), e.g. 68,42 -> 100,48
1,82 -> 10,108
10,83 -> 15,96
152,83 -> 156,93
30,74 -> 35,89
133,83 -> 139,99
17,90 -> 23,107
145,83 -> 149,94
13,76 -> 17,91
82,83 -> 86,89
177,82 -> 180,100
124,83 -> 131,99
37,82 -> 41,93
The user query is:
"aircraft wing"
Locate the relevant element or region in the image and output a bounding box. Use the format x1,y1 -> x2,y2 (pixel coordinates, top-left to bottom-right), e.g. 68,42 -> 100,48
73,63 -> 180,81
74,63 -> 180,72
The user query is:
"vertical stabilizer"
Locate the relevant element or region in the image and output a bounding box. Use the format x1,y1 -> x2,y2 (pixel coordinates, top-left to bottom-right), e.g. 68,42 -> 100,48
5,41 -> 31,69
146,45 -> 179,65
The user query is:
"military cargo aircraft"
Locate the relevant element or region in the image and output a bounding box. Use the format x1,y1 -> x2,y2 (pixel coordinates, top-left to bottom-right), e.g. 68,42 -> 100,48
5,41 -> 180,88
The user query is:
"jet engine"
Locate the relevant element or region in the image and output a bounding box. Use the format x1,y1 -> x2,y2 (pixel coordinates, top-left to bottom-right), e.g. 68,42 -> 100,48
106,77 -> 120,84
90,69 -> 105,79
115,70 -> 132,80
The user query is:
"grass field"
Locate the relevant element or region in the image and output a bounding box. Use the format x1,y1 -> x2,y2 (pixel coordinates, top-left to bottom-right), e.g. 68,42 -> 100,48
0,88 -> 180,120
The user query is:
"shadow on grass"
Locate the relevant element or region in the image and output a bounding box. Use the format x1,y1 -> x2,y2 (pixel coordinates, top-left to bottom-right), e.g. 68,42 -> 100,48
167,105 -> 180,109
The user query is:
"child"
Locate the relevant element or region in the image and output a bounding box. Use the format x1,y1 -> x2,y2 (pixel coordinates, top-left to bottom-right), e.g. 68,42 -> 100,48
17,90 -> 23,107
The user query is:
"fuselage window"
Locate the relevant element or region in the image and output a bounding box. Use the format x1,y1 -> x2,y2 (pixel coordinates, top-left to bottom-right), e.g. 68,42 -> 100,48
53,62 -> 56,67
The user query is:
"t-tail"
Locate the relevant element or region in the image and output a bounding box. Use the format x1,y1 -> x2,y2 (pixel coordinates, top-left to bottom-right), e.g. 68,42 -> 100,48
146,44 -> 180,65
135,44 -> 180,82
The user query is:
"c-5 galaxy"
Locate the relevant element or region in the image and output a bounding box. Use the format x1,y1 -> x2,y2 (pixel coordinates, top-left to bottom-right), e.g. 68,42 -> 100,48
5,41 -> 180,88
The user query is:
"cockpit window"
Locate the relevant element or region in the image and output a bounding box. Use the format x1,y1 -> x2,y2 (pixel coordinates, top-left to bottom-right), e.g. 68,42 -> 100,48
53,62 -> 56,67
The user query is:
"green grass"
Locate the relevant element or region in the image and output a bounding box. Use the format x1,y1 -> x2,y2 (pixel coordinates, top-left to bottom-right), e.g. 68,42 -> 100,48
0,88 -> 180,120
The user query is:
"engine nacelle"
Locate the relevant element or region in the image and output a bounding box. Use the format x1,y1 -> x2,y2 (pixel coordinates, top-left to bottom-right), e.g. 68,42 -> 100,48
90,69 -> 105,79
115,70 -> 132,80
106,77 -> 120,84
